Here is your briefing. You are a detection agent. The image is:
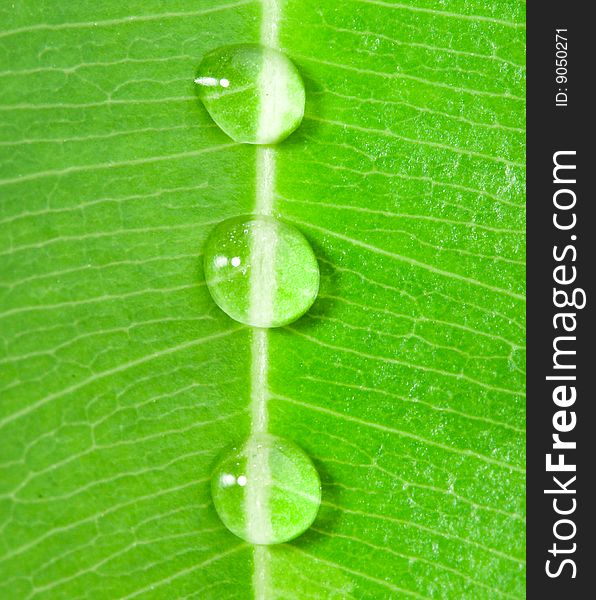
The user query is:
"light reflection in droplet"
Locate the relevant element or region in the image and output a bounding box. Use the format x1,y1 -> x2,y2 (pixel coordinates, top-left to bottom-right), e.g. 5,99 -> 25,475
214,255 -> 228,268
220,473 -> 236,487
194,76 -> 218,87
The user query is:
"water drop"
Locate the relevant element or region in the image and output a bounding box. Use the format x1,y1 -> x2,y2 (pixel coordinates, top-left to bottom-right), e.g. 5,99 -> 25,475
203,215 -> 319,327
195,44 -> 305,144
211,434 -> 321,545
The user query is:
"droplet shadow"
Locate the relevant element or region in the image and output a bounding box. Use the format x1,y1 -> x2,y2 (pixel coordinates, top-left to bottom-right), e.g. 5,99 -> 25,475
284,237 -> 339,334
287,455 -> 342,548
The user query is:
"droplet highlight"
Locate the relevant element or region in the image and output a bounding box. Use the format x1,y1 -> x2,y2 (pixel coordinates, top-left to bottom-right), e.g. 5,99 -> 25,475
203,215 -> 319,328
195,44 -> 305,144
211,434 -> 322,545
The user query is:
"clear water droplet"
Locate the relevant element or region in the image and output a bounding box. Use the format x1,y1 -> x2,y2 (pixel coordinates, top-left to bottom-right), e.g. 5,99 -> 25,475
211,434 -> 321,545
203,215 -> 319,327
195,44 -> 305,144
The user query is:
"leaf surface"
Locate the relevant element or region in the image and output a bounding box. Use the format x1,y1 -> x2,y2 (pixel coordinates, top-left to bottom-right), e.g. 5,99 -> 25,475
0,0 -> 525,598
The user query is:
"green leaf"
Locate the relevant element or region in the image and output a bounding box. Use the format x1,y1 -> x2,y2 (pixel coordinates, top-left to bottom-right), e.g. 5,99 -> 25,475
0,0 -> 525,598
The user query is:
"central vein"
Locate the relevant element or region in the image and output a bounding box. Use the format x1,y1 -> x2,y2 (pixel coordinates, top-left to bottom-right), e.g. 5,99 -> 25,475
247,0 -> 281,597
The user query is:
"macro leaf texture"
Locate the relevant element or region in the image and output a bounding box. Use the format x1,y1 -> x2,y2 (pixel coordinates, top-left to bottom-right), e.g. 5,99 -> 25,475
0,0 -> 525,598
